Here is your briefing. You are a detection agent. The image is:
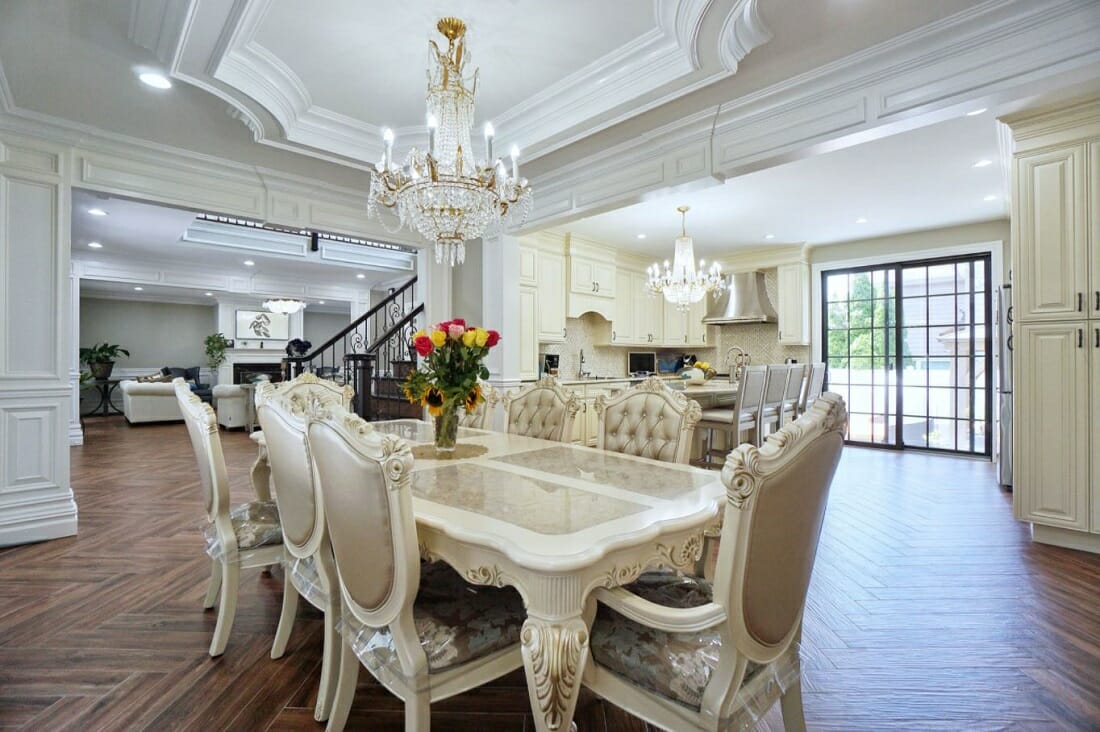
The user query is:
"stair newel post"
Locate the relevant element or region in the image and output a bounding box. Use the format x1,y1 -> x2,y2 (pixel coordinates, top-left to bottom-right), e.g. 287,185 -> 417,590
344,353 -> 374,419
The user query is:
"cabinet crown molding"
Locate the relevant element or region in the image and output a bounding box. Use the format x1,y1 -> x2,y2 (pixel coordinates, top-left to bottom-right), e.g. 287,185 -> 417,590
1002,96 -> 1100,153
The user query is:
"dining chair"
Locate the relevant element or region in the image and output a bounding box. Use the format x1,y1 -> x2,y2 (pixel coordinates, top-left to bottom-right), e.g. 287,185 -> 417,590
592,375 -> 703,464
583,392 -> 847,732
255,393 -> 344,722
780,363 -> 808,425
457,379 -> 501,430
756,364 -> 790,446
693,365 -> 768,469
799,363 -> 827,415
305,410 -> 526,732
502,375 -> 581,442
250,373 -> 355,501
173,378 -> 284,657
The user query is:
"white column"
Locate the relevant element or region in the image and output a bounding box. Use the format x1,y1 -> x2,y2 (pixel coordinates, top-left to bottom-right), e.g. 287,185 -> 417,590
0,131 -> 78,546
482,234 -> 522,430
417,247 -> 452,330
68,268 -> 83,445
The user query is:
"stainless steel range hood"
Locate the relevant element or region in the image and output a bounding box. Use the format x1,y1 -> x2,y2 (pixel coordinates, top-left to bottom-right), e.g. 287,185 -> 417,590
703,271 -> 778,324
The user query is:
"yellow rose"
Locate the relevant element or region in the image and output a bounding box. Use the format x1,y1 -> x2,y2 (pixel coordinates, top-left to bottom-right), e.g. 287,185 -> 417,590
430,330 -> 447,347
413,329 -> 426,340
474,328 -> 489,347
462,329 -> 477,347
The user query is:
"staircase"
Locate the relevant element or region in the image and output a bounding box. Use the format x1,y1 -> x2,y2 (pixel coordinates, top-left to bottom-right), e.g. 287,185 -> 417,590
283,275 -> 424,420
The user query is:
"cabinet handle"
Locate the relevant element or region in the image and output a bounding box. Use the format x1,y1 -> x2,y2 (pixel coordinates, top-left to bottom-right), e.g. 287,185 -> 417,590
1078,328 -> 1084,348
612,330 -> 616,341
1095,291 -> 1099,311
1078,292 -> 1084,312
1095,328 -> 1099,349
702,333 -> 706,343
595,282 -> 600,293
562,328 -> 567,338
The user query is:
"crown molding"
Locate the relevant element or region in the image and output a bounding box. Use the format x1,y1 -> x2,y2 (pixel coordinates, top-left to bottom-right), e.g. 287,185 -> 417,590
719,0 -> 772,73
521,0 -> 1100,231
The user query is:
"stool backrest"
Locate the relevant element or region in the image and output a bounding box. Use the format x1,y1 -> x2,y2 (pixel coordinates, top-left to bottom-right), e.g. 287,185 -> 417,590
734,365 -> 767,416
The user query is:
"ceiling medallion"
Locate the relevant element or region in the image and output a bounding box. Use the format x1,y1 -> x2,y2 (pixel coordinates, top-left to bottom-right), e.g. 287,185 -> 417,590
367,17 -> 533,266
645,206 -> 725,312
263,298 -> 307,315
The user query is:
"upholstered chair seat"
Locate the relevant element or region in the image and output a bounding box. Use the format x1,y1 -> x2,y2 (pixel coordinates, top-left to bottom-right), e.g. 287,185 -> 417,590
201,500 -> 282,558
341,561 -> 525,675
502,376 -> 581,442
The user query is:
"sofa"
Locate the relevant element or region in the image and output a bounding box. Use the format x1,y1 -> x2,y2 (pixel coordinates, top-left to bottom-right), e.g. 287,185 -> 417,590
120,381 -> 184,423
212,384 -> 251,430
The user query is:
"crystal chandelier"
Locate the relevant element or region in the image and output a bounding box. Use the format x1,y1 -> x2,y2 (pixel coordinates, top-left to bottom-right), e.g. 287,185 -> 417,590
645,206 -> 725,312
367,17 -> 533,266
263,298 -> 306,315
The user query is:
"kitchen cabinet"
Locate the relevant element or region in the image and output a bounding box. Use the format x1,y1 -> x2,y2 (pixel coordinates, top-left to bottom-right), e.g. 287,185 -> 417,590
611,268 -> 636,345
519,285 -> 539,381
609,269 -> 662,345
662,298 -> 708,347
777,262 -> 810,345
570,256 -> 615,298
1014,322 -> 1090,530
536,248 -> 567,343
567,237 -> 617,320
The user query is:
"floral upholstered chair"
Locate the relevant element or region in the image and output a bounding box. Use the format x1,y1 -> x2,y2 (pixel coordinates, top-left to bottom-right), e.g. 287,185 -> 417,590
593,376 -> 703,464
583,393 -> 847,732
255,392 -> 345,723
501,375 -> 581,442
305,410 -> 526,731
173,378 -> 283,657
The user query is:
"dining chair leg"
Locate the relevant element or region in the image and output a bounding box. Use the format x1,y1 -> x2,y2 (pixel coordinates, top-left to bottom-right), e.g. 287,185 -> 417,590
314,603 -> 340,722
780,676 -> 807,732
270,581 -> 299,659
209,560 -> 239,657
405,690 -> 430,732
326,639 -> 359,732
203,559 -> 222,610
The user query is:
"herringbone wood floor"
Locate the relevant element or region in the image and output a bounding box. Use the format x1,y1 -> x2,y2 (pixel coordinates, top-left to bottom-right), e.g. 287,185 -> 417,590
2,417 -> 1099,731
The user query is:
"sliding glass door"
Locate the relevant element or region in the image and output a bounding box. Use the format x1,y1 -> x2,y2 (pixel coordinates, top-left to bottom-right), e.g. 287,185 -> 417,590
822,254 -> 992,456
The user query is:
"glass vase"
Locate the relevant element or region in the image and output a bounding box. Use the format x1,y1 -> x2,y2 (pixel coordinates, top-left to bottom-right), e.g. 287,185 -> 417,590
434,399 -> 460,453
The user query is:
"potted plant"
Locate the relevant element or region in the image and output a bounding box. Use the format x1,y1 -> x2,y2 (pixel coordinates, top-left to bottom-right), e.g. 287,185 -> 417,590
204,332 -> 232,383
79,342 -> 130,380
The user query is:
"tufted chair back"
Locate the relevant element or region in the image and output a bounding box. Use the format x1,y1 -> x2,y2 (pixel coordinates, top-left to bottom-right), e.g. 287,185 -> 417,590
502,376 -> 581,442
457,379 -> 501,430
254,372 -> 354,413
174,378 -> 229,522
593,376 -> 703,464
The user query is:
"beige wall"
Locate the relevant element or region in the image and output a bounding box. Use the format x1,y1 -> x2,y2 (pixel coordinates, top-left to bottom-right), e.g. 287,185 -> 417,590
80,297 -> 216,370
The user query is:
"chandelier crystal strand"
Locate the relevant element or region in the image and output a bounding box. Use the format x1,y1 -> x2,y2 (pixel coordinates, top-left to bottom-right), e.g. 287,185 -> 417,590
645,205 -> 725,311
367,17 -> 532,266
263,298 -> 306,315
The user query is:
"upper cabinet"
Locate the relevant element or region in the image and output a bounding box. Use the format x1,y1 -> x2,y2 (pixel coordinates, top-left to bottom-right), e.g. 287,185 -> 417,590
1014,145 -> 1089,321
566,236 -> 616,321
777,262 -> 811,345
518,234 -> 567,345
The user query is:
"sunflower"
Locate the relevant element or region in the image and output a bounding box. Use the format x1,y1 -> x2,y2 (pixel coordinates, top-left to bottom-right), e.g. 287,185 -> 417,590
464,385 -> 483,412
424,387 -> 445,416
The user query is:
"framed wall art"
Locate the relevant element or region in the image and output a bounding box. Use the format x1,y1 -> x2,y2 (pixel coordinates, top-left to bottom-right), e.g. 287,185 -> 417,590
235,309 -> 289,341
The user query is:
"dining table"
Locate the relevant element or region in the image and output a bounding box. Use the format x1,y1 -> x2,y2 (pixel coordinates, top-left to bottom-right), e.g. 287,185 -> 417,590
370,418 -> 725,732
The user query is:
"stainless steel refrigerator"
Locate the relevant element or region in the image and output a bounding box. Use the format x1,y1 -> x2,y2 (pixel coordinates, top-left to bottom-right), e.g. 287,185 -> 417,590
996,284 -> 1013,487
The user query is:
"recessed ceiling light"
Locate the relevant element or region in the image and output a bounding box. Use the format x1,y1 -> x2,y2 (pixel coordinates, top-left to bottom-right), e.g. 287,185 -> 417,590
636,234 -> 646,239
204,292 -> 213,297
984,194 -> 998,201
243,260 -> 255,266
764,234 -> 775,240
133,286 -> 144,291
87,208 -> 107,216
318,300 -> 326,305
356,273 -> 366,279
138,72 -> 172,90
965,108 -> 988,116
87,241 -> 103,249
973,159 -> 993,168
855,217 -> 868,224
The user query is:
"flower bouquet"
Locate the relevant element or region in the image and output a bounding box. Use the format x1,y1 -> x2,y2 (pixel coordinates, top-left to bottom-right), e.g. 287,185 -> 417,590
403,319 -> 501,452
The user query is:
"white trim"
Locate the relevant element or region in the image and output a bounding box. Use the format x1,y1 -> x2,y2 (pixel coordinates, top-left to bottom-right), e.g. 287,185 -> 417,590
718,0 -> 773,73
809,239 -> 1004,364
1032,524 -> 1100,554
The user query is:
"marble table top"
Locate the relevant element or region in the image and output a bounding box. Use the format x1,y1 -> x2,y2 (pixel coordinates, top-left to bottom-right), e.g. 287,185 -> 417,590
372,419 -> 724,571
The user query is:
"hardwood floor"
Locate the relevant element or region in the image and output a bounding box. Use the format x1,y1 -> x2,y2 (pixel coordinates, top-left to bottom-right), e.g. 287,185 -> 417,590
2,417 -> 1099,731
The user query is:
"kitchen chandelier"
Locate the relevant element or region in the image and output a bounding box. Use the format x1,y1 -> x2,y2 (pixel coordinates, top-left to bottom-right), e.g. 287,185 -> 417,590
367,17 -> 533,267
263,298 -> 306,315
645,206 -> 725,312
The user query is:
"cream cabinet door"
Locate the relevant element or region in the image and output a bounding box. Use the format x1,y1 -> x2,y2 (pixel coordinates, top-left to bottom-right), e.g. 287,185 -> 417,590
777,263 -> 810,345
1092,324 -> 1100,534
1015,146 -> 1089,322
519,245 -> 538,286
612,268 -> 636,345
592,260 -> 616,298
688,299 -> 708,346
536,250 -> 566,343
570,257 -> 596,295
663,300 -> 688,346
1015,322 -> 1090,530
519,285 -> 539,380
638,281 -> 664,345
1090,142 -> 1100,319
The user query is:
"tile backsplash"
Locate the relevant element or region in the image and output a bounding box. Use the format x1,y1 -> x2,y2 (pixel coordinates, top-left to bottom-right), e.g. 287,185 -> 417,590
539,269 -> 811,377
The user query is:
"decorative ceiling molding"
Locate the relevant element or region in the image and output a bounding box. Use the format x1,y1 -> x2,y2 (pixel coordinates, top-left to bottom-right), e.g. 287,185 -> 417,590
0,59 -> 13,114
523,0 -> 1100,230
127,0 -> 192,65
719,0 -> 772,73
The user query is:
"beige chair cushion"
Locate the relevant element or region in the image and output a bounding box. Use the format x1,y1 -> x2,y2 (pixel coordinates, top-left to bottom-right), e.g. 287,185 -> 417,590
342,562 -> 525,674
508,388 -> 569,441
202,500 -> 282,559
601,392 -> 689,462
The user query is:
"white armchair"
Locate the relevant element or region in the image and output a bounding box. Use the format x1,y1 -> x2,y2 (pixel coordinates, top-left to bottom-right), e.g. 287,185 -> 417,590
583,393 -> 847,732
212,384 -> 250,430
120,380 -> 183,423
593,376 -> 702,464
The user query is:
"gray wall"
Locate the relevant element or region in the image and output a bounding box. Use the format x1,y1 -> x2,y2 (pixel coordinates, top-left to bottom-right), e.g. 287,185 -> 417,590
80,297 -> 216,369
303,310 -> 351,365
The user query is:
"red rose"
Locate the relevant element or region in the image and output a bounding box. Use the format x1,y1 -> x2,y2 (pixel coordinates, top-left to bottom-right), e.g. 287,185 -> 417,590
414,335 -> 434,356
451,318 -> 466,327
485,330 -> 501,347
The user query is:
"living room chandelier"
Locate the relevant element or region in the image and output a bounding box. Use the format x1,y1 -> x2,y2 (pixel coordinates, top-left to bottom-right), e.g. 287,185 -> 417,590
646,206 -> 725,311
263,298 -> 306,315
367,17 -> 533,267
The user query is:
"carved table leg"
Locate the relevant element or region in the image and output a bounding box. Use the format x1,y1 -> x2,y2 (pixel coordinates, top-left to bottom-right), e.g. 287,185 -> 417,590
521,614 -> 589,732
250,443 -> 271,501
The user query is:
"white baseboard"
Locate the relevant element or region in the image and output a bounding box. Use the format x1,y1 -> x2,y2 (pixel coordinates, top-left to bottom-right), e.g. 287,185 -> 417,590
0,500 -> 78,547
1032,524 -> 1100,555
68,418 -> 84,446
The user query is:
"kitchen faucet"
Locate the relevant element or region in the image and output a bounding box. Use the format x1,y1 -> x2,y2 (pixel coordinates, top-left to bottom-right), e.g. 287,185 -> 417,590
579,349 -> 590,378
725,346 -> 750,383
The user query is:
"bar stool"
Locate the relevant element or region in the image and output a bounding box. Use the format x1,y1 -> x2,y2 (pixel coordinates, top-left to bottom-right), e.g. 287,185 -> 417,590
780,363 -> 807,425
798,363 -> 827,415
757,364 -> 790,445
693,365 -> 768,467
